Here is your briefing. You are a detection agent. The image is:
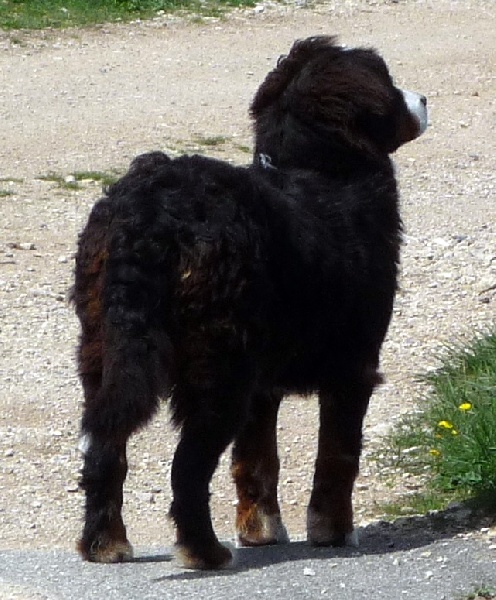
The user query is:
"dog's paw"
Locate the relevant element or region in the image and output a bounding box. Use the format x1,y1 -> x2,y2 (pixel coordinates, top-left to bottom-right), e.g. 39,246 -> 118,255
237,510 -> 289,547
174,541 -> 234,570
78,536 -> 133,563
306,507 -> 359,547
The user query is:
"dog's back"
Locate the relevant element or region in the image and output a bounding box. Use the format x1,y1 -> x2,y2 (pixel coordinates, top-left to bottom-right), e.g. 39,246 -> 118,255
74,145 -> 400,396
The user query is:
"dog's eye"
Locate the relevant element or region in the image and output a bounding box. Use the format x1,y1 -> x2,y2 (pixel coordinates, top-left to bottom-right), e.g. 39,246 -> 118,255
277,54 -> 287,67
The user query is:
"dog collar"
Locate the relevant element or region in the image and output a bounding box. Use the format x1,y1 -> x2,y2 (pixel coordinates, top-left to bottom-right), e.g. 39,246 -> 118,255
258,153 -> 277,170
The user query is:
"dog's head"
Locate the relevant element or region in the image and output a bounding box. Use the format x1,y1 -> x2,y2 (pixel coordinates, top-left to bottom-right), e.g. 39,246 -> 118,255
251,36 -> 427,166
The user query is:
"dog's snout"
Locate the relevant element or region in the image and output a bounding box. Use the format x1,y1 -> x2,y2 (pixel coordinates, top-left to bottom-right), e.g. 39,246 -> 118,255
401,89 -> 428,136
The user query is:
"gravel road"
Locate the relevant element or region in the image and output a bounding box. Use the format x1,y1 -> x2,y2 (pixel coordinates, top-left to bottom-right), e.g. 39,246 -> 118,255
0,0 -> 495,595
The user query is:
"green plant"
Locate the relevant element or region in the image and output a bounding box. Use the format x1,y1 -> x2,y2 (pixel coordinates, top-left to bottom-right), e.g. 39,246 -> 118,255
463,585 -> 495,600
193,134 -> 229,147
38,172 -> 81,190
0,177 -> 23,183
72,170 -> 120,187
376,329 -> 496,512
375,491 -> 453,520
0,0 -> 257,30
0,177 -> 22,197
422,332 -> 496,495
234,143 -> 251,154
38,169 -> 120,190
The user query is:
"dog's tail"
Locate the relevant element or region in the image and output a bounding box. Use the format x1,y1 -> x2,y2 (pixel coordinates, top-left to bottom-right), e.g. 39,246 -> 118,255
77,178 -> 172,442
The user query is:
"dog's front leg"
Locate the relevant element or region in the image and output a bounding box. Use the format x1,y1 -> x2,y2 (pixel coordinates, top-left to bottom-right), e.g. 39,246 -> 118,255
307,381 -> 373,547
232,391 -> 289,547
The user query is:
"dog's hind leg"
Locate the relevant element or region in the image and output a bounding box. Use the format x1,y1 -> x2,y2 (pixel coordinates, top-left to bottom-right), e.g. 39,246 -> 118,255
77,322 -> 164,563
307,368 -> 382,547
169,351 -> 254,570
73,194 -> 169,563
77,430 -> 133,563
170,419 -> 235,570
231,391 -> 289,547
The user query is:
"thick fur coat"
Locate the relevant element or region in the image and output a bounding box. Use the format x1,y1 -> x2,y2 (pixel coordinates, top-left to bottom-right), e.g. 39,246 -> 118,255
73,36 -> 427,569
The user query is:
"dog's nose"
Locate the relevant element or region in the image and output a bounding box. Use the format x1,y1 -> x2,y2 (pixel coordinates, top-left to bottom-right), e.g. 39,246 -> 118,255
420,95 -> 427,107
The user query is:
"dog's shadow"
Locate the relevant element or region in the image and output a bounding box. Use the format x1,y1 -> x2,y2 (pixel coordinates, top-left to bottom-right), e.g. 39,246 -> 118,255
142,502 -> 490,582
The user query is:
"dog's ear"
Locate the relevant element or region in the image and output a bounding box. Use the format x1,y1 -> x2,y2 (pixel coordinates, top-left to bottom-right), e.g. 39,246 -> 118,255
250,36 -> 339,119
288,48 -> 400,144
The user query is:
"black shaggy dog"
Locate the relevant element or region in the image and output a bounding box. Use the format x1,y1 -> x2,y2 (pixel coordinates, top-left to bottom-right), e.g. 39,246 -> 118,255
73,36 -> 428,570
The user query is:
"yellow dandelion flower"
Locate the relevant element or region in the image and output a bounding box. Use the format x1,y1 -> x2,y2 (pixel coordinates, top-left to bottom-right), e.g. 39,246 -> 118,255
459,403 -> 472,412
451,429 -> 459,436
429,449 -> 441,457
438,420 -> 454,430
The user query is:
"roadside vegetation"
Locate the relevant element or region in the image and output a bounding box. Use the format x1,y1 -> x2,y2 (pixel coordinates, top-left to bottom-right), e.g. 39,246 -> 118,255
377,329 -> 496,516
33,134 -> 250,193
38,170 -> 120,190
0,0 -> 256,30
0,177 -> 22,198
461,586 -> 496,600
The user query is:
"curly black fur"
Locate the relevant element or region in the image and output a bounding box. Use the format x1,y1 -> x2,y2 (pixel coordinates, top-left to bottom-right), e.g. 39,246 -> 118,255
73,36 -> 424,568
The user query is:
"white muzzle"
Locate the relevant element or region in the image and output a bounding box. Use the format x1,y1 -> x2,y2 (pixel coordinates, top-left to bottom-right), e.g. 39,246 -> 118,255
402,90 -> 428,135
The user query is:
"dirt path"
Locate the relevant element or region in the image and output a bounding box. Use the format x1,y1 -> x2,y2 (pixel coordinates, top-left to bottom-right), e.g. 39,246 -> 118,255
0,0 -> 495,555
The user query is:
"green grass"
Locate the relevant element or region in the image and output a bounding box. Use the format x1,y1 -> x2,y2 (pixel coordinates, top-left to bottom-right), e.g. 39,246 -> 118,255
72,170 -> 120,187
0,0 -> 257,30
0,177 -> 23,183
376,329 -> 496,514
35,140 -> 251,193
462,586 -> 496,600
171,134 -> 254,158
234,143 -> 252,154
193,134 -> 229,148
0,177 -> 22,197
38,169 -> 120,190
376,491 -> 454,520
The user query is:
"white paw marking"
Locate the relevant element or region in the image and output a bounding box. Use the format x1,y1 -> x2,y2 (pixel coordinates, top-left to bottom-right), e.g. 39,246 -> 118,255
237,513 -> 289,546
307,507 -> 359,547
259,513 -> 289,544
